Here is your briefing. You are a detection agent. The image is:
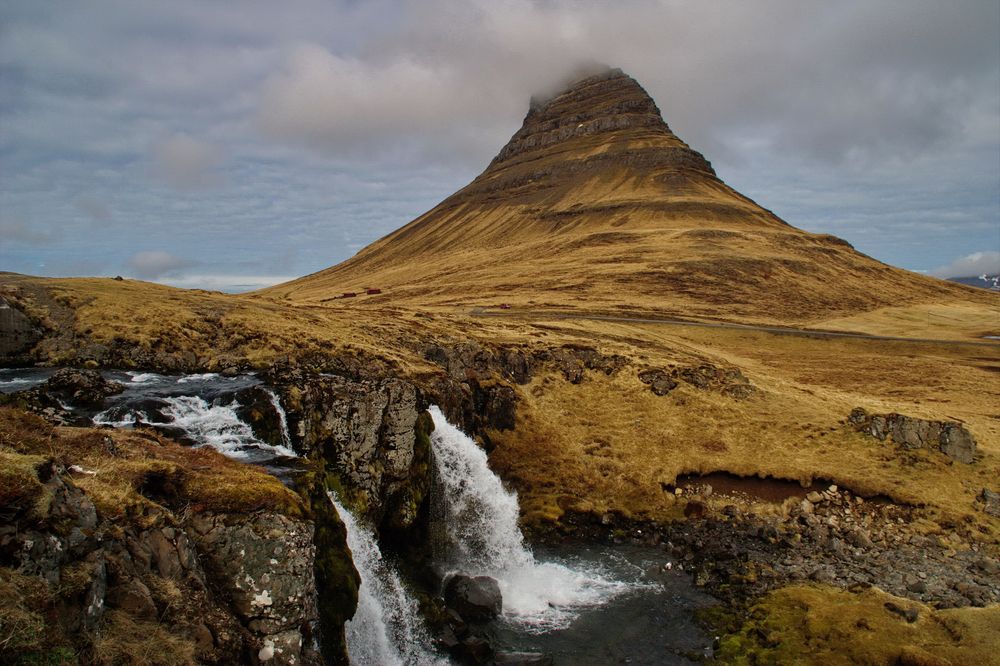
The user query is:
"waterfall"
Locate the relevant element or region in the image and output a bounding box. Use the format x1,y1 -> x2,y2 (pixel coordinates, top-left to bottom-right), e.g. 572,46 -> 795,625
159,396 -> 297,460
428,406 -> 634,632
328,493 -> 446,666
263,388 -> 293,449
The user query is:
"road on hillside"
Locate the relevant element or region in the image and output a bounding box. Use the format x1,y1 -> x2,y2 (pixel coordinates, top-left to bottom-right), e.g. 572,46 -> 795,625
468,307 -> 1000,348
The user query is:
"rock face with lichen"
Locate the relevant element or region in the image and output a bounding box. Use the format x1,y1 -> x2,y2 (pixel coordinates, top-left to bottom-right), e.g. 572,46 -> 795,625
848,408 -> 977,464
278,374 -> 433,539
0,410 -> 344,665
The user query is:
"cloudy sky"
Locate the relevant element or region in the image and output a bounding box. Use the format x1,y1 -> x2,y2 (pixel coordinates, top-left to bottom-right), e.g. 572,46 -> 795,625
2,1 -> 998,291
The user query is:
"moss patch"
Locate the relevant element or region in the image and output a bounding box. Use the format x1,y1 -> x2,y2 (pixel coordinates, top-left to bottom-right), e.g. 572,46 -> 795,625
714,584 -> 1000,665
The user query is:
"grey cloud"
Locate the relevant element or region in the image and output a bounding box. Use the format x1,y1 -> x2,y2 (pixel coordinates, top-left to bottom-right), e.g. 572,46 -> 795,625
0,217 -> 51,244
127,250 -> 196,279
931,251 -> 1000,278
151,134 -> 224,190
74,196 -> 112,222
254,0 -> 999,170
1,1 -> 997,285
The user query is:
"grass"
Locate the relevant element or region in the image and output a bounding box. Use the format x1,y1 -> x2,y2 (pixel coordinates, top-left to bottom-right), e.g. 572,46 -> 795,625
0,407 -> 305,520
713,583 -> 1000,665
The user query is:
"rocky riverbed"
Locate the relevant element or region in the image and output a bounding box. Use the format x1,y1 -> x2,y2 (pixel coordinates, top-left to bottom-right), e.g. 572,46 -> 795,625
551,481 -> 999,614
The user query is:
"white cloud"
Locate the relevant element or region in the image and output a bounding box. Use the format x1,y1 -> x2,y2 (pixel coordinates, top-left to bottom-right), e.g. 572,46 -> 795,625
150,134 -> 224,190
156,273 -> 298,293
930,251 -> 1000,278
127,250 -> 196,279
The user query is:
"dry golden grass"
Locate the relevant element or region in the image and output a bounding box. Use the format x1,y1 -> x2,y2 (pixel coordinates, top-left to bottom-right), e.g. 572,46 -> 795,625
716,583 -> 1000,665
0,407 -> 305,520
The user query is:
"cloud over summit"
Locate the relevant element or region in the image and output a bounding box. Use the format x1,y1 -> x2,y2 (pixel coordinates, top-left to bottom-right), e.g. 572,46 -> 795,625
0,0 -> 997,290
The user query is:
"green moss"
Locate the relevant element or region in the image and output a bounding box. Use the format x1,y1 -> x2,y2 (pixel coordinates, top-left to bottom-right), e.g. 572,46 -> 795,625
712,584 -> 1000,665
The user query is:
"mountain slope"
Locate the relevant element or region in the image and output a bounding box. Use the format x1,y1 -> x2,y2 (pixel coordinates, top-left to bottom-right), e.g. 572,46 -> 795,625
266,68 -> 992,327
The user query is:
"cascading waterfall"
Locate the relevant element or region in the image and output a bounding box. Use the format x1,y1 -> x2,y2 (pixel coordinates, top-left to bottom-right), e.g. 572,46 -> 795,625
160,396 -> 298,460
428,406 -> 636,632
327,493 -> 446,666
263,388 -> 293,449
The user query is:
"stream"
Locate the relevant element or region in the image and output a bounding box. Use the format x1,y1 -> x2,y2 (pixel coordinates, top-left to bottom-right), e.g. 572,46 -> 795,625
2,368 -> 720,664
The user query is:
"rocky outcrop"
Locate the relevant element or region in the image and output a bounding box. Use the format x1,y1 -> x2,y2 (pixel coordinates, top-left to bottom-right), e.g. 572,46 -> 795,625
488,68 -> 715,181
0,296 -> 42,361
848,408 -> 977,464
0,368 -> 126,425
639,362 -> 754,399
0,463 -> 325,665
0,409 -> 360,665
277,374 -> 431,538
41,368 -> 125,405
423,342 -> 628,442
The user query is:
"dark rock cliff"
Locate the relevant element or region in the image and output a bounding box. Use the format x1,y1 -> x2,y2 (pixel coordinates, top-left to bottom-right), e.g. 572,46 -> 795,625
0,412 -> 336,665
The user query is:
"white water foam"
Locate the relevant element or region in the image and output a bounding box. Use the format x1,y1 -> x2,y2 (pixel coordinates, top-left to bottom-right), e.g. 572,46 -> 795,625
160,396 -> 297,460
175,373 -> 220,384
328,493 -> 446,666
127,372 -> 161,384
263,388 -> 293,449
429,406 -> 638,632
92,408 -> 138,428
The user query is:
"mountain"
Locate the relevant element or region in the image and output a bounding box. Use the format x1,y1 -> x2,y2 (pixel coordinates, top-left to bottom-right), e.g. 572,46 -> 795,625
949,274 -> 1000,291
263,68 -> 989,327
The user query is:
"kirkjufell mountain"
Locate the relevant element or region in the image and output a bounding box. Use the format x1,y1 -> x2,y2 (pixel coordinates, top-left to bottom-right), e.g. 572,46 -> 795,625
264,67 -> 986,326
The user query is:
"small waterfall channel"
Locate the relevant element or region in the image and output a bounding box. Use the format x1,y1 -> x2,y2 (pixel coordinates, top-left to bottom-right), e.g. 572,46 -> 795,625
328,493 -> 447,666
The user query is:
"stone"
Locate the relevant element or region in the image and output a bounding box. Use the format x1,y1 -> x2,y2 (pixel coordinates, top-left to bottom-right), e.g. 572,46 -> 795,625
107,578 -> 157,620
979,488 -> 1000,517
42,368 -> 125,405
806,491 -> 824,504
848,408 -> 977,463
684,499 -> 707,519
444,574 -> 503,623
884,602 -> 919,623
459,636 -> 493,665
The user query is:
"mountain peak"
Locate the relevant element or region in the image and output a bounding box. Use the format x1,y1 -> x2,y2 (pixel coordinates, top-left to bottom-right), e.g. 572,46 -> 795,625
492,67 -> 681,166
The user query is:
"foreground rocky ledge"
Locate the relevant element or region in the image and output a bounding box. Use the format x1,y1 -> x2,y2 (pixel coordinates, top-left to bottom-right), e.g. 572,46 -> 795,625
0,407 -> 352,665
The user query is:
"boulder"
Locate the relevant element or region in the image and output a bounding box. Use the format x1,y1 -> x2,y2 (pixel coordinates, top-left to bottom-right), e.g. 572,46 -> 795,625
980,489 -> 1000,517
848,408 -> 977,464
43,368 -> 124,405
444,574 -> 503,623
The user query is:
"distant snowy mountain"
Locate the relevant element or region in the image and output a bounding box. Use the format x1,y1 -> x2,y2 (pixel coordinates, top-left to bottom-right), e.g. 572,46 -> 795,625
948,274 -> 1000,291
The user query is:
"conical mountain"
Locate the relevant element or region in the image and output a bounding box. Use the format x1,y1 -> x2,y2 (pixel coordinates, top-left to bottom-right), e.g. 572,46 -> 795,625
266,68 -> 989,326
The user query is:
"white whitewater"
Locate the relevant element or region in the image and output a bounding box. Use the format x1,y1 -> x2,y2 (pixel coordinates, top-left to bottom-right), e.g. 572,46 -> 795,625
160,396 -> 297,460
428,406 -> 635,632
263,388 -> 293,449
328,493 -> 446,666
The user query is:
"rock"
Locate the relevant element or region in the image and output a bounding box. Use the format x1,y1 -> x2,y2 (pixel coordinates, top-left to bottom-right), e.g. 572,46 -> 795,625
191,512 -> 319,662
0,296 -> 42,360
848,408 -> 977,463
638,369 -> 678,396
979,489 -> 1000,517
43,368 -> 124,405
684,499 -> 707,519
106,578 -> 157,620
286,375 -> 430,531
884,601 -> 919,623
459,636 -> 493,664
806,491 -> 824,504
444,574 -> 503,623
